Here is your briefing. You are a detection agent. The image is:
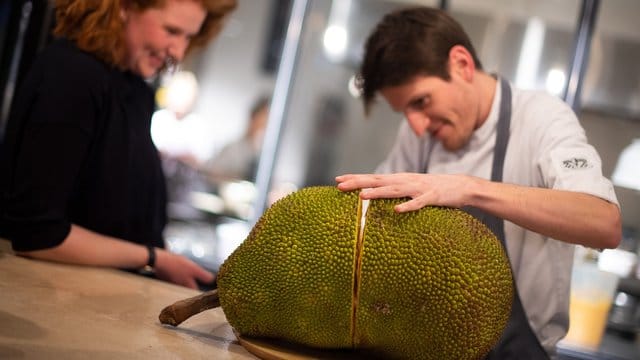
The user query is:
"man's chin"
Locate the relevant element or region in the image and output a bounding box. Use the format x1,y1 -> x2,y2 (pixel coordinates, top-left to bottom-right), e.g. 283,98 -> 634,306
440,138 -> 464,152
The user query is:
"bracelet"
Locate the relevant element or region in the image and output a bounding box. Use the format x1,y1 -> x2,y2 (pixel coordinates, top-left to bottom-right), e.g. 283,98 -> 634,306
144,244 -> 156,272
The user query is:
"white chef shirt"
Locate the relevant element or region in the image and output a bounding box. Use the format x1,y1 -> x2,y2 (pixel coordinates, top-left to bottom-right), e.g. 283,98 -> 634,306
375,80 -> 619,352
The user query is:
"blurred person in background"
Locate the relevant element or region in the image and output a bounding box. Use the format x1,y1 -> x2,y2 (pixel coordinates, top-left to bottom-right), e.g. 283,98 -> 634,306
0,0 -> 237,289
151,70 -> 210,170
150,70 -> 213,218
203,95 -> 270,183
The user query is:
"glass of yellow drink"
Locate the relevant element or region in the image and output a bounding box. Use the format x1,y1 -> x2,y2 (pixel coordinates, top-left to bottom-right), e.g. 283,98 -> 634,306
562,262 -> 619,350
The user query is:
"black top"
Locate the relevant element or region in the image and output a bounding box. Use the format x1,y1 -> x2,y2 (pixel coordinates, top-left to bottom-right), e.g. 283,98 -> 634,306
0,38 -> 167,251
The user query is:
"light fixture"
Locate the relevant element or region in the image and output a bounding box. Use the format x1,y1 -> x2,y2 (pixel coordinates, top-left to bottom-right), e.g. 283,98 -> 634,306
347,74 -> 360,98
323,25 -> 347,60
612,138 -> 640,191
322,0 -> 351,63
545,68 -> 566,96
515,17 -> 545,89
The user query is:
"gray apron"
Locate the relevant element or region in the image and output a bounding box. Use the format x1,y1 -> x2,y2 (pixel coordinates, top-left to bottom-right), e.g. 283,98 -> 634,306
425,78 -> 549,359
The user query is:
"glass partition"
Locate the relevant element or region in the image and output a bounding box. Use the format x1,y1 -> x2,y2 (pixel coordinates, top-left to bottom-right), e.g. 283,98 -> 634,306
578,0 -> 640,233
581,0 -> 640,118
267,0 -> 583,202
156,0 -> 640,276
450,0 -> 581,95
268,0 -> 439,200
152,1 -> 640,351
155,0 -> 281,271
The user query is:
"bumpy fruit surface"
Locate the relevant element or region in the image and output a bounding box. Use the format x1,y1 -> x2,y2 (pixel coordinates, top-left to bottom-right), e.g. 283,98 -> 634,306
217,186 -> 513,359
218,186 -> 358,347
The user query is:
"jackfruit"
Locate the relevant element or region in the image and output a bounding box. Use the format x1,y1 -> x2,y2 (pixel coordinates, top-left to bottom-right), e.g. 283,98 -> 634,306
160,186 -> 513,359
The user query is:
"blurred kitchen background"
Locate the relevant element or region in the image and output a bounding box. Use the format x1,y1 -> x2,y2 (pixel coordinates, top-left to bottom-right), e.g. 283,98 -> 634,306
1,0 -> 639,358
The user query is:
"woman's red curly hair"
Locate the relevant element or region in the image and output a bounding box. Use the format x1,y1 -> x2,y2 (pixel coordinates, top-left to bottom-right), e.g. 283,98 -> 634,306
53,0 -> 237,70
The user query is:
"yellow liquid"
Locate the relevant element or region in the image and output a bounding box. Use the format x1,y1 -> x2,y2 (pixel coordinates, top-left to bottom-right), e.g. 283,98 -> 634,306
563,294 -> 612,349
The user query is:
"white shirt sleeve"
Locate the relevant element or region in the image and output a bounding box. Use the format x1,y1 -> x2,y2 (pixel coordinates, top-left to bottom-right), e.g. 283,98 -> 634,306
523,92 -> 619,205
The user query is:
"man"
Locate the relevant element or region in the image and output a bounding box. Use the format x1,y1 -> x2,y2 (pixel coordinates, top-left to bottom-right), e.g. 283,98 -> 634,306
336,6 -> 621,358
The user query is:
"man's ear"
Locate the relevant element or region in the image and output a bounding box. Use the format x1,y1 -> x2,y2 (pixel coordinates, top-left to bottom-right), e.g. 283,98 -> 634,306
448,45 -> 476,82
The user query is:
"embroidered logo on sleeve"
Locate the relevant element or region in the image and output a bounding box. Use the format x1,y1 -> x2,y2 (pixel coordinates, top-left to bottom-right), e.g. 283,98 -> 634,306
562,158 -> 593,169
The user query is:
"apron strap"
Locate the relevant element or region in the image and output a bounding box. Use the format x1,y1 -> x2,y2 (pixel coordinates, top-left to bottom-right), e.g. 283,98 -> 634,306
479,78 -> 549,360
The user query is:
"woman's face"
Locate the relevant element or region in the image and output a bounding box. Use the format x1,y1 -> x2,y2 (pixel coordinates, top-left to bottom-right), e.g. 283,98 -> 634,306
121,0 -> 206,78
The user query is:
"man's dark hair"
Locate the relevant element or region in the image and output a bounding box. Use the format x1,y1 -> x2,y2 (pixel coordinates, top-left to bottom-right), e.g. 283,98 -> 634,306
358,6 -> 483,114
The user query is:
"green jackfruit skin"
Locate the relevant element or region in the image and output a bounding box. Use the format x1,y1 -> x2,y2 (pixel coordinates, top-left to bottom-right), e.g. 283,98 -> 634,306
356,198 -> 513,359
217,186 -> 359,348
218,186 -> 513,359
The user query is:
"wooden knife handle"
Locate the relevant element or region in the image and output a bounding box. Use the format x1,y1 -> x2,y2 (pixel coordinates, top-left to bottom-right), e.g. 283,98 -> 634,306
159,289 -> 221,326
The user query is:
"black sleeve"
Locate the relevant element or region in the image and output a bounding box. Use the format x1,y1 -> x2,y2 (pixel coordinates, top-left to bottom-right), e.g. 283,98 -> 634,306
1,41 -> 108,251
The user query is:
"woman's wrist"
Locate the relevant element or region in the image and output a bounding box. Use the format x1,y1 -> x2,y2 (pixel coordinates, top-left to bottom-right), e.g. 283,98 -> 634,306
143,245 -> 156,273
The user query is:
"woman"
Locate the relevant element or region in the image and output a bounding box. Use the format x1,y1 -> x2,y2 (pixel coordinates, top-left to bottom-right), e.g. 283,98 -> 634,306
0,0 -> 236,289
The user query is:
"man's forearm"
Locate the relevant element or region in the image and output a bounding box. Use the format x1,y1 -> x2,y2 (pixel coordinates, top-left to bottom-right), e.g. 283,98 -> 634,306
467,179 -> 621,249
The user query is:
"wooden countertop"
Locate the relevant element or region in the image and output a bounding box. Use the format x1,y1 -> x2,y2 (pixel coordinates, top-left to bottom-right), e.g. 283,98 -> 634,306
6,238 -> 635,360
0,240 -> 257,360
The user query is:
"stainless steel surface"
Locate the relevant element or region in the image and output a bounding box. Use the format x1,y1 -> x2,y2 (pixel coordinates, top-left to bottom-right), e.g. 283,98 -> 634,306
609,291 -> 640,336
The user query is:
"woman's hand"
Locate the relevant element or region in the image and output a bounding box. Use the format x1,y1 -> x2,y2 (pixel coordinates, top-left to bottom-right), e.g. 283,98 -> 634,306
154,249 -> 215,289
17,225 -> 216,290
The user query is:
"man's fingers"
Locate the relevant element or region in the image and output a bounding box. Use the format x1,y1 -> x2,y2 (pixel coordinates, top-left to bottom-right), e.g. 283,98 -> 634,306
396,194 -> 435,212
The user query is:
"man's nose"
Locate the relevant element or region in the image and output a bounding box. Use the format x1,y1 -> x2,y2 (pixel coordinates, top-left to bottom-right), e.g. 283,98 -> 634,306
406,112 -> 431,137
